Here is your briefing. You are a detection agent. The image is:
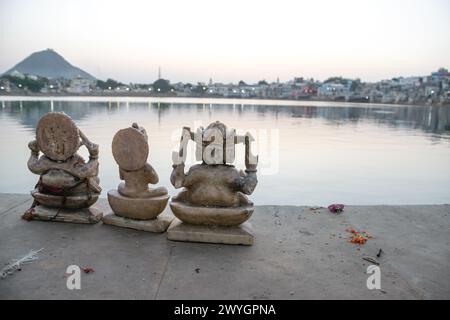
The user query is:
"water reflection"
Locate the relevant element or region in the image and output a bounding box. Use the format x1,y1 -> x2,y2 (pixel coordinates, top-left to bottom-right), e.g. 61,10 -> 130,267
2,100 -> 449,139
0,99 -> 449,205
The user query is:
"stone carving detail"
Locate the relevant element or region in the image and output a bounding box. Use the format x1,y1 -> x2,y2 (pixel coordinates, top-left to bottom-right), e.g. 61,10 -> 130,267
107,123 -> 169,221
170,121 -> 258,227
27,112 -> 101,209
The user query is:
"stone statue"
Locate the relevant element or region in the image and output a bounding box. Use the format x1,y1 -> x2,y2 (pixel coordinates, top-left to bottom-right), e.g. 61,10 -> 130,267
23,112 -> 103,223
167,121 -> 258,245
103,123 -> 171,232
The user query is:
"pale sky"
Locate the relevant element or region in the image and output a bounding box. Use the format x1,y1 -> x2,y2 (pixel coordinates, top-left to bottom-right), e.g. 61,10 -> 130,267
0,0 -> 449,84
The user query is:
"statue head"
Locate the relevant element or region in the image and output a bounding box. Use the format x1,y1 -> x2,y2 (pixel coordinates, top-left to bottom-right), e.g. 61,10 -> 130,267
173,121 -> 256,168
36,112 -> 80,161
112,123 -> 149,171
198,121 -> 235,165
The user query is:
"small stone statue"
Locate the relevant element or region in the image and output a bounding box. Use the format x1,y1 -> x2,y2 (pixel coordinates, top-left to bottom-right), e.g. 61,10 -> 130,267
103,123 -> 171,232
23,112 -> 102,223
168,121 -> 258,245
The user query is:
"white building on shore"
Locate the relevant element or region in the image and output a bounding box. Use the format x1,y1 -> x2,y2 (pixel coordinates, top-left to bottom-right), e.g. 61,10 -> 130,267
68,76 -> 94,93
317,83 -> 350,98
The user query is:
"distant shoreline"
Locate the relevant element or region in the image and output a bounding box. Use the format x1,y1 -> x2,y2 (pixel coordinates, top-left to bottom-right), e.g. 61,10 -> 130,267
1,93 -> 448,108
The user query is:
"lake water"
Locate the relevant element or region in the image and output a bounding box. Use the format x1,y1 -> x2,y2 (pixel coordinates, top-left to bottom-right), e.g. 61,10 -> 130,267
0,97 -> 449,205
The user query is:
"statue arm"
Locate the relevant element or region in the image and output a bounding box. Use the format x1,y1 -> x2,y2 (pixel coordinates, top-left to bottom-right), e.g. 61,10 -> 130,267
27,140 -> 47,175
144,163 -> 159,184
72,157 -> 101,193
73,130 -> 100,179
234,134 -> 258,195
170,127 -> 198,189
79,129 -> 98,157
73,157 -> 99,179
170,163 -> 186,189
236,169 -> 258,195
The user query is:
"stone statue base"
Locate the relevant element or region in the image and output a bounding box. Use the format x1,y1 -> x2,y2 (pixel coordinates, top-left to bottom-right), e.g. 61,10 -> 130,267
167,218 -> 254,246
24,205 -> 103,224
102,212 -> 173,233
170,200 -> 254,227
107,190 -> 169,220
32,190 -> 99,209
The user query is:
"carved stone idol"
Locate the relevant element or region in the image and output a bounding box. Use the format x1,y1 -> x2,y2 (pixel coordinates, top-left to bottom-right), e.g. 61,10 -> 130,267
102,123 -> 172,232
167,121 -> 258,245
23,112 -> 103,223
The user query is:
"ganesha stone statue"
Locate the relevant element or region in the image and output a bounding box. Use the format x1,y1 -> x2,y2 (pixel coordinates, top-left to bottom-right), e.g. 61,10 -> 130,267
167,121 -> 258,245
23,112 -> 103,223
102,123 -> 171,232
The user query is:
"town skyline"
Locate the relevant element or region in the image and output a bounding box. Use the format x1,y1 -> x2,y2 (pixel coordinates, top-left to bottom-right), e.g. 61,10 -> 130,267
1,0 -> 450,84
2,48 -> 449,86
2,47 -> 448,106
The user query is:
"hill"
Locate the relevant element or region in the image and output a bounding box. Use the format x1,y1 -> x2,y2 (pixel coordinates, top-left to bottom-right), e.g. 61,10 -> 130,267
2,49 -> 96,80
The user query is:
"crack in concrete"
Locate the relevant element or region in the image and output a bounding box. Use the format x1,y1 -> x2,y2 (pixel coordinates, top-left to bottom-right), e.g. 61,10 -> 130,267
153,244 -> 173,300
0,199 -> 32,217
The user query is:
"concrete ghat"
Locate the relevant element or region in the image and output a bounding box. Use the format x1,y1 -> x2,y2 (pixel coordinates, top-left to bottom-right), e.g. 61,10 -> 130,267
0,193 -> 448,300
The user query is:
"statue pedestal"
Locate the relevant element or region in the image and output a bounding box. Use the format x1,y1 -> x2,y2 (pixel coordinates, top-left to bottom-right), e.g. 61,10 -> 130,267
108,190 -> 169,220
25,205 -> 103,224
102,212 -> 173,233
167,218 -> 254,246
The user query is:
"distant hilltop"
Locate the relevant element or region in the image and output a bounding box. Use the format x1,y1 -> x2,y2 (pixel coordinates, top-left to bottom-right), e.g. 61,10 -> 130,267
2,48 -> 96,80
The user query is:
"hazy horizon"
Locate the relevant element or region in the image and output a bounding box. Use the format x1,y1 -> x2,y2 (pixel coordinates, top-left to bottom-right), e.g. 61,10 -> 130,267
1,0 -> 449,84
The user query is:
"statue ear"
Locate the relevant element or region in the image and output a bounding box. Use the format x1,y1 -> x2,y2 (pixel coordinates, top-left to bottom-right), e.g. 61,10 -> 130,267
224,128 -> 236,164
195,128 -> 203,162
173,128 -> 191,165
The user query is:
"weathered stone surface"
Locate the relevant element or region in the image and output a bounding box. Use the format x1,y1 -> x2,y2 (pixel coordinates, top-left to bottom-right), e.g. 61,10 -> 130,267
172,164 -> 255,207
117,165 -> 168,199
102,212 -> 173,233
26,205 -> 102,224
170,121 -> 258,230
31,189 -> 98,209
170,199 -> 254,226
36,112 -> 79,161
107,189 -> 169,220
108,123 -> 168,221
167,218 -> 254,245
27,112 -> 101,211
112,127 -> 149,171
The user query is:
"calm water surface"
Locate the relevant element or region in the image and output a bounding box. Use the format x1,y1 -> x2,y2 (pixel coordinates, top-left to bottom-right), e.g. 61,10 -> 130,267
0,98 -> 449,205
